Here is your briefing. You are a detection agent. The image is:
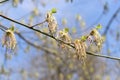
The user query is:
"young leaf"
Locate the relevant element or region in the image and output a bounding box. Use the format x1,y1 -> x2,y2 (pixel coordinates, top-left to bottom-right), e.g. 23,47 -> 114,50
51,8 -> 57,13
81,36 -> 87,41
63,28 -> 69,33
96,24 -> 102,30
9,26 -> 15,32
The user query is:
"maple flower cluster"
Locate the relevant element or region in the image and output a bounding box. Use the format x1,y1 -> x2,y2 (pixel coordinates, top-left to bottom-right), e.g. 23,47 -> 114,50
2,29 -> 17,51
45,9 -> 104,63
90,29 -> 104,51
46,11 -> 57,36
74,39 -> 87,63
57,29 -> 71,49
0,8 -> 104,63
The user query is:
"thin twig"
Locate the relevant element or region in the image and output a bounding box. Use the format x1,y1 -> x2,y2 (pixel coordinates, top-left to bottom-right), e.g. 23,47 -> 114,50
0,0 -> 8,3
0,24 -> 58,54
103,7 -> 120,35
0,14 -> 120,61
0,27 -> 5,31
0,14 -> 74,48
0,24 -> 68,63
87,51 -> 120,61
31,20 -> 46,27
17,32 -> 57,53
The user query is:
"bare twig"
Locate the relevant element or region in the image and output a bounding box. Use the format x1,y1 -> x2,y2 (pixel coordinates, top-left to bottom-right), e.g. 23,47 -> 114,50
0,0 -> 8,3
87,51 -> 120,61
103,7 -> 120,35
0,24 -> 67,63
31,20 -> 46,27
0,14 -> 74,48
0,24 -> 57,54
17,32 -> 58,54
0,14 -> 120,61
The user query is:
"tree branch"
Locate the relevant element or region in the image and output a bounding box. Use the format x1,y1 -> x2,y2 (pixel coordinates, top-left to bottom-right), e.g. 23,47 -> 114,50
0,0 -> 8,3
0,24 -> 58,54
103,7 -> 120,35
17,32 -> 59,54
0,24 -> 67,63
87,51 -> 120,61
31,20 -> 46,27
0,14 -> 120,61
0,14 -> 74,48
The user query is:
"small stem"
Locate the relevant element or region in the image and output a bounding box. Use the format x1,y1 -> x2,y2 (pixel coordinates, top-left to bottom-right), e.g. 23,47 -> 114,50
87,51 -> 120,61
103,7 -> 120,35
0,14 -> 120,61
31,20 -> 46,27
0,0 -> 8,3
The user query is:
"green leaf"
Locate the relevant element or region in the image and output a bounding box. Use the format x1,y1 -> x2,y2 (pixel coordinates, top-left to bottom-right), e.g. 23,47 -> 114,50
81,36 -> 87,41
51,8 -> 57,13
9,26 -> 15,32
63,28 -> 69,33
96,24 -> 102,30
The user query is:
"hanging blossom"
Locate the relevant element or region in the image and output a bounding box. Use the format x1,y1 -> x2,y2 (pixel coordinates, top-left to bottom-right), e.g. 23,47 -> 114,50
2,29 -> 17,51
46,11 -> 57,36
57,30 -> 71,49
90,29 -> 104,51
74,39 -> 87,63
58,30 -> 71,43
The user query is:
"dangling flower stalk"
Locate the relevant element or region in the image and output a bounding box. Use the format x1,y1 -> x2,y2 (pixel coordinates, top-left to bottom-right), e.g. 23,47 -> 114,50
74,39 -> 87,63
2,29 -> 17,51
90,29 -> 104,51
57,30 -> 71,49
46,11 -> 57,36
